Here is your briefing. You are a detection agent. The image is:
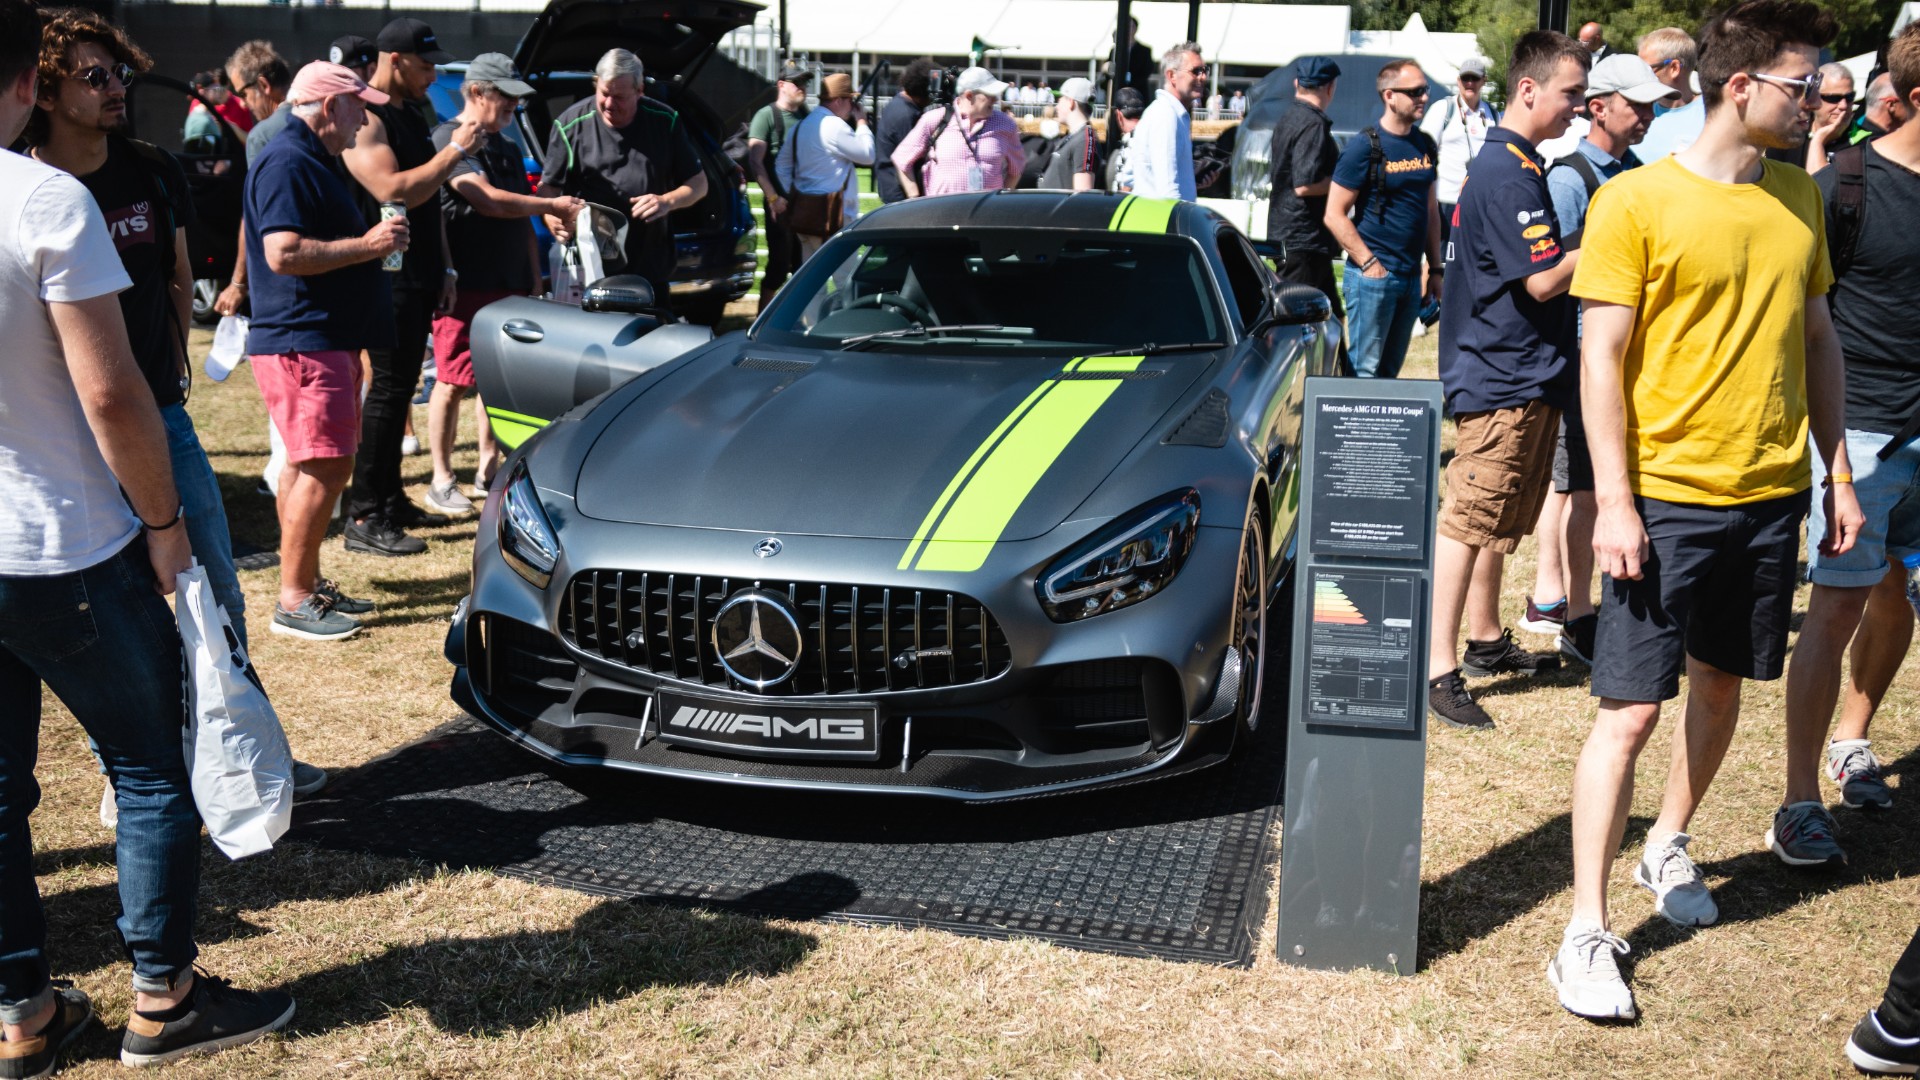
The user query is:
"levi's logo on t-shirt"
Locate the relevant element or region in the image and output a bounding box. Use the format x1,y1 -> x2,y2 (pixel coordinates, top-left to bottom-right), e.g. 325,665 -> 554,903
102,200 -> 154,249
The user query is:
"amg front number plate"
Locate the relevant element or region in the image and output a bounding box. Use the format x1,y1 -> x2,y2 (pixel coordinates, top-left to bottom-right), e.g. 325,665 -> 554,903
655,691 -> 881,761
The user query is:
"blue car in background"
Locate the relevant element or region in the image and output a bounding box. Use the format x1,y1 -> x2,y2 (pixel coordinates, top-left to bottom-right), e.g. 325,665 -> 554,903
429,64 -> 555,259
431,0 -> 761,324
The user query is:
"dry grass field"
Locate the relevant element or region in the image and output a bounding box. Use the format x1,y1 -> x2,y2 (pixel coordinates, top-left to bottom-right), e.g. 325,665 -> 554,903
21,317 -> 1920,1078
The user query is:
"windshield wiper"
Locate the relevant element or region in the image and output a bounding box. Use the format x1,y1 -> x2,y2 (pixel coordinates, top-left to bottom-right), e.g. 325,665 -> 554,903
839,324 -> 1006,349
1080,341 -> 1227,358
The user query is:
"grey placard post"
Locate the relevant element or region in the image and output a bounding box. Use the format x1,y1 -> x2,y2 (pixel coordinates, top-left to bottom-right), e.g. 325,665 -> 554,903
1278,376 -> 1441,975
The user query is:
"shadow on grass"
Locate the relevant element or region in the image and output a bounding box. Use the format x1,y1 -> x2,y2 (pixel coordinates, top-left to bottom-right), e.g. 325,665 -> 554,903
356,569 -> 471,627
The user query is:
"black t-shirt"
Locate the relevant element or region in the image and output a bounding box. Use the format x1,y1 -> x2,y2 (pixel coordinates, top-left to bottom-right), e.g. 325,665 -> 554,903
1264,100 -> 1337,255
1437,128 -> 1578,414
874,92 -> 926,203
434,122 -> 536,294
356,98 -> 447,293
1038,123 -> 1101,190
76,138 -> 196,408
1817,142 -> 1920,436
538,97 -> 702,288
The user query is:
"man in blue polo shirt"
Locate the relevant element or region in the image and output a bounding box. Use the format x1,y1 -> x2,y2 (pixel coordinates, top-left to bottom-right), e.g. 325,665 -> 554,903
1324,58 -> 1441,379
244,61 -> 409,642
1426,31 -> 1590,731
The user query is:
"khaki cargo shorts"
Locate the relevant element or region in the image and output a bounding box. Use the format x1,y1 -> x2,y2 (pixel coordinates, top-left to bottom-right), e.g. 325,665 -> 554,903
1438,400 -> 1562,554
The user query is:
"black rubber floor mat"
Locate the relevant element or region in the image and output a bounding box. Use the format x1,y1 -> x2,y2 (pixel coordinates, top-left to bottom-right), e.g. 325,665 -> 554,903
291,716 -> 1286,966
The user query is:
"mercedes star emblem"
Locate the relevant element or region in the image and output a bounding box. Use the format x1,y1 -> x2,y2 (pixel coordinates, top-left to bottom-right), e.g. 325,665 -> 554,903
711,589 -> 803,688
754,537 -> 783,558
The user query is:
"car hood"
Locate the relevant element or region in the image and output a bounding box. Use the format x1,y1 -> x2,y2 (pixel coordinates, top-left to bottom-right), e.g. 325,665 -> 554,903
513,0 -> 761,78
573,347 -> 1209,542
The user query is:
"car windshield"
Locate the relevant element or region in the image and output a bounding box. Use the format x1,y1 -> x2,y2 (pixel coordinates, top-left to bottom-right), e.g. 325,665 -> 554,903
753,232 -> 1225,354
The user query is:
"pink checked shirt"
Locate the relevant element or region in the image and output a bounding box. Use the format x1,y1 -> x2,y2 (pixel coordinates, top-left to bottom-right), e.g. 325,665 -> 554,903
890,106 -> 1026,197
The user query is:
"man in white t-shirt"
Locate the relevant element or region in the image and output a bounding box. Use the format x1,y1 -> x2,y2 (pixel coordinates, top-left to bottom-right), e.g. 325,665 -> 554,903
0,2 -> 296,1070
1421,54 -> 1499,246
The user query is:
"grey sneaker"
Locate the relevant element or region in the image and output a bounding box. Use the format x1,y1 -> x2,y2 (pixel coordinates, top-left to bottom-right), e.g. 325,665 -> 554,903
291,761 -> 329,797
313,577 -> 374,615
1633,832 -> 1718,927
1766,800 -> 1848,867
423,480 -> 474,515
269,594 -> 360,642
1547,920 -> 1636,1021
1828,739 -> 1894,811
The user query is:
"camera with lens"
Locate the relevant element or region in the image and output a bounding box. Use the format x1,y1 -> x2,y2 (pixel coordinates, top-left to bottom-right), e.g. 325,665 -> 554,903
926,65 -> 966,105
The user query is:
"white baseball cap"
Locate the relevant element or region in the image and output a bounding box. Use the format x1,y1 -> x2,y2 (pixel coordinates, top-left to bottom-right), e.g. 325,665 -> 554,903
1057,77 -> 1095,106
1587,54 -> 1680,104
954,66 -> 1011,99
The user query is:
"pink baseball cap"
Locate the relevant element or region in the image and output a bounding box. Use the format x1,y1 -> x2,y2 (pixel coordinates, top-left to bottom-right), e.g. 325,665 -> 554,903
287,61 -> 390,107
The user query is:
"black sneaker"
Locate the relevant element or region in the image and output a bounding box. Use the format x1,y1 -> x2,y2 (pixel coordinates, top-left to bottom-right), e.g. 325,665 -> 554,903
387,501 -> 451,530
1519,595 -> 1567,635
0,983 -> 91,1079
1559,613 -> 1597,666
1846,1008 -> 1920,1075
313,577 -> 375,615
1461,628 -> 1562,678
343,517 -> 427,557
119,971 -> 294,1068
1428,669 -> 1494,731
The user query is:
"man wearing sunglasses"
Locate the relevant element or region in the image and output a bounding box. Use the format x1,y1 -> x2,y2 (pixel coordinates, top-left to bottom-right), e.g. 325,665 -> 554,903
1324,59 -> 1440,380
1558,0 -> 1858,1021
1634,27 -> 1703,161
1797,62 -> 1857,173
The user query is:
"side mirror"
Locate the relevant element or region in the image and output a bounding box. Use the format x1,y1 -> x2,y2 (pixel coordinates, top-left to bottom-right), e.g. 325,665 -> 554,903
1269,282 -> 1332,326
582,274 -> 661,315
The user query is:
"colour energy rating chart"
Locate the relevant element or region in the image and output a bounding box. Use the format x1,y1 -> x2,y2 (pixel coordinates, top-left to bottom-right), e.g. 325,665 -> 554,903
1305,566 -> 1418,729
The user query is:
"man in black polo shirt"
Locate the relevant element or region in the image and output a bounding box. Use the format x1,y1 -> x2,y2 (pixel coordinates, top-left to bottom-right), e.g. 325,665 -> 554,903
340,17 -> 483,557
539,47 -> 707,302
1265,56 -> 1343,322
1426,32 -> 1590,732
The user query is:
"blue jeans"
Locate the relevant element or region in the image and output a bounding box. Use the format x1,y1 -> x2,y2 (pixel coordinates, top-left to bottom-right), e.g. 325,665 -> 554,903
0,536 -> 200,1021
163,403 -> 247,649
1342,264 -> 1422,379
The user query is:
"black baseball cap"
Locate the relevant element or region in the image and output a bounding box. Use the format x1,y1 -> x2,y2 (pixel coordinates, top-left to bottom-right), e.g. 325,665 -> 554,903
1114,86 -> 1147,117
328,35 -> 378,71
1294,56 -> 1341,88
375,17 -> 453,64
777,61 -> 813,86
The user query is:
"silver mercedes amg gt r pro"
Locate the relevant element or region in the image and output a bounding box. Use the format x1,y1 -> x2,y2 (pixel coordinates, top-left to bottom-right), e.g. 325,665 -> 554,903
446,191 -> 1341,800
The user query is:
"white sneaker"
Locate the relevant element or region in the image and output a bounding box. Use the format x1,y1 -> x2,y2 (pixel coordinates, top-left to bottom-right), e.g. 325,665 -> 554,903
1633,832 -> 1718,927
1548,920 -> 1637,1020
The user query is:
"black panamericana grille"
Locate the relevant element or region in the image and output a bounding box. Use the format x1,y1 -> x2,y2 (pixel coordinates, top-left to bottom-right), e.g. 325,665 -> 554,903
559,571 -> 1012,695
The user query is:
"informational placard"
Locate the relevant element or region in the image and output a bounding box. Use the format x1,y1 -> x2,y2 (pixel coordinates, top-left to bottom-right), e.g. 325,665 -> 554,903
1305,566 -> 1421,731
1280,376 -> 1440,976
1308,397 -> 1433,561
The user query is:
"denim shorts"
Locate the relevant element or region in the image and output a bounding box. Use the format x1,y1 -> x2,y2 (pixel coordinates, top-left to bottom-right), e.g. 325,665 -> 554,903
1806,428 -> 1920,589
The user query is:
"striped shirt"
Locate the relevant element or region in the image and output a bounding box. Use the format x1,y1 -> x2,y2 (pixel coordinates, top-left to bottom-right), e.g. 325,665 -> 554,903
890,107 -> 1026,197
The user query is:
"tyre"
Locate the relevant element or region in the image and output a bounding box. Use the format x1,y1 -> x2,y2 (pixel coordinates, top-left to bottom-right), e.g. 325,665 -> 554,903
191,278 -> 221,326
1230,516 -> 1269,740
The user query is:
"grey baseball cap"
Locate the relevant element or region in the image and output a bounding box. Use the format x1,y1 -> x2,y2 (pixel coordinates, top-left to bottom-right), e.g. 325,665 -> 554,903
465,52 -> 535,99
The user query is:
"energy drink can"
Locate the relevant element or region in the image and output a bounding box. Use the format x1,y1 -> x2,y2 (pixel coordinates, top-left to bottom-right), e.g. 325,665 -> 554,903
378,201 -> 405,272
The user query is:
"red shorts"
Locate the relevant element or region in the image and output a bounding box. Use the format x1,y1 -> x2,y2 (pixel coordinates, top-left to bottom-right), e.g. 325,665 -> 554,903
249,350 -> 363,463
432,288 -> 516,388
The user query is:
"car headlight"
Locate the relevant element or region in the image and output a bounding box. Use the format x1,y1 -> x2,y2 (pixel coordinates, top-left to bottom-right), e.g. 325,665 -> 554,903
499,461 -> 560,589
1038,490 -> 1200,622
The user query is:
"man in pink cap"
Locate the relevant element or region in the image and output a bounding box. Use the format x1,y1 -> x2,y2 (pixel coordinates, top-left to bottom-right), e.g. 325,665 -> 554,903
242,61 -> 410,642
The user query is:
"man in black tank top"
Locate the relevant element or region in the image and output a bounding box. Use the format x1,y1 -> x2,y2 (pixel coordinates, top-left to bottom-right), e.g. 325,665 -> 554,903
339,17 -> 482,555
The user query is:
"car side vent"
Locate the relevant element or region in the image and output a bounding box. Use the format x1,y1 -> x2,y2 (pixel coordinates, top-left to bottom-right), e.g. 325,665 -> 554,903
737,356 -> 817,373
1164,388 -> 1232,447
1054,368 -> 1164,381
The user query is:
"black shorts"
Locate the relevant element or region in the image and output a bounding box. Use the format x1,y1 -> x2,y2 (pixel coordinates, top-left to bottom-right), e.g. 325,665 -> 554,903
1591,491 -> 1809,703
1553,409 -> 1593,493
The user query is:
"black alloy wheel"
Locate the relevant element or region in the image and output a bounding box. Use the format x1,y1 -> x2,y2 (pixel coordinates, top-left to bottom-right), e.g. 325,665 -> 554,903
1231,516 -> 1268,738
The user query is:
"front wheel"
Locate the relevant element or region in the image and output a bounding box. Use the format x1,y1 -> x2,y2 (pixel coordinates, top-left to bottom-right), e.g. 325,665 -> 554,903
1230,517 -> 1269,738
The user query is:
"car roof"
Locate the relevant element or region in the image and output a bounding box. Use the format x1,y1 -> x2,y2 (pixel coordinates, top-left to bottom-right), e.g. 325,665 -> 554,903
853,191 -> 1213,239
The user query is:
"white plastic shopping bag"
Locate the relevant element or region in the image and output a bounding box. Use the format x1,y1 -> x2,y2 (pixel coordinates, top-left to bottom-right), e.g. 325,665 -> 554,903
176,562 -> 294,859
205,314 -> 248,381
549,239 -> 586,305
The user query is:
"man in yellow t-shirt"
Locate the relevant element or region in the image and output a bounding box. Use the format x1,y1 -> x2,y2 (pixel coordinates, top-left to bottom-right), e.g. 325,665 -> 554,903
1547,0 -> 1863,1024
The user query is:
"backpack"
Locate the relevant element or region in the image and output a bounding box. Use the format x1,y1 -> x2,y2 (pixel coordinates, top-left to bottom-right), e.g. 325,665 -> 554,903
1828,141 -> 1868,277
1352,125 -> 1438,223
